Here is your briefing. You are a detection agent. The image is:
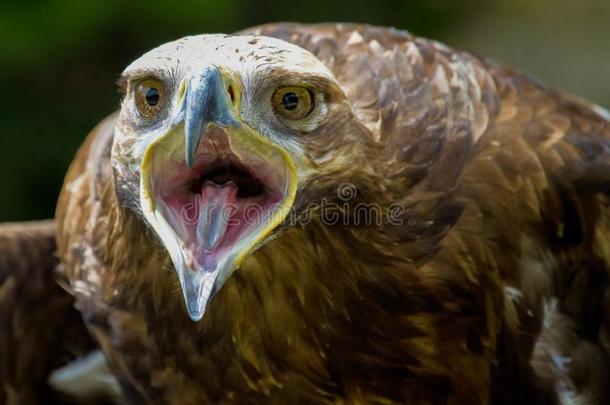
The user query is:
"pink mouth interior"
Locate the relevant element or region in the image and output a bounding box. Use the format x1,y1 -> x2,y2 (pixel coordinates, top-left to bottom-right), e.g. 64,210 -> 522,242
153,132 -> 284,272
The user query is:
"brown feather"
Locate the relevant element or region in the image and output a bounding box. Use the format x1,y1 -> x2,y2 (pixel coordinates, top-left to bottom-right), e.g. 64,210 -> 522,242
0,220 -> 95,404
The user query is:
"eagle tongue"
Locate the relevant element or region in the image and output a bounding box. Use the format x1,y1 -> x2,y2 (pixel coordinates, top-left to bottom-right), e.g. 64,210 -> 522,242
179,181 -> 237,321
196,181 -> 237,254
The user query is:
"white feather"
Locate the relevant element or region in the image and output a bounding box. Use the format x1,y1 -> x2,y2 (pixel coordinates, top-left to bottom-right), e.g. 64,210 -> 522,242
48,350 -> 125,404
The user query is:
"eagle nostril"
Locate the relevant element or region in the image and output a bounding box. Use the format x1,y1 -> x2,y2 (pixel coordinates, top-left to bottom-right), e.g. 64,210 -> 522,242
227,85 -> 235,104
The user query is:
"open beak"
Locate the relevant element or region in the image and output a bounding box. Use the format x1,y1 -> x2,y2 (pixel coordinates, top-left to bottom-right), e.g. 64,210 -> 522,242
140,67 -> 297,321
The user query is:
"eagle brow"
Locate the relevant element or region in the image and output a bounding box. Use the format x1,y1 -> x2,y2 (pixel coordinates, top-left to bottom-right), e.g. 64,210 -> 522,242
119,68 -> 171,87
265,69 -> 331,89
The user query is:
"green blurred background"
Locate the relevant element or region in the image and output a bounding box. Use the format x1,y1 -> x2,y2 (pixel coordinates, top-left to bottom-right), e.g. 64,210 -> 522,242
1,0 -> 609,221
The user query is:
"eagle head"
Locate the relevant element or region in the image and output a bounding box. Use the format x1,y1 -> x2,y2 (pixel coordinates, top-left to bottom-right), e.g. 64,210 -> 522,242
112,35 -> 365,321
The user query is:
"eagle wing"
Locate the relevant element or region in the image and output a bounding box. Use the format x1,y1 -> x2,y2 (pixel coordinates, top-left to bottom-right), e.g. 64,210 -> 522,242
468,68 -> 610,403
0,220 -> 95,404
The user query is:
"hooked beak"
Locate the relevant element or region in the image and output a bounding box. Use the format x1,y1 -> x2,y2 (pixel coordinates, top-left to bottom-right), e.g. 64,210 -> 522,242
140,67 -> 297,321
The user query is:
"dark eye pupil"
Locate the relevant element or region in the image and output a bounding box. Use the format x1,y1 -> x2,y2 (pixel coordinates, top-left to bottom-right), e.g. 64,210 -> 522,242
281,92 -> 299,111
145,87 -> 160,106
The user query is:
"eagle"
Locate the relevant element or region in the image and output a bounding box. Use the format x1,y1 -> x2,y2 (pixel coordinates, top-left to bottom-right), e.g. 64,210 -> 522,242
1,23 -> 610,404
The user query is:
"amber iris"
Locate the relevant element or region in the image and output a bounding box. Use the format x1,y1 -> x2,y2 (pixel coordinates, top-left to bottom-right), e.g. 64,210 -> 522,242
272,86 -> 314,120
135,79 -> 165,118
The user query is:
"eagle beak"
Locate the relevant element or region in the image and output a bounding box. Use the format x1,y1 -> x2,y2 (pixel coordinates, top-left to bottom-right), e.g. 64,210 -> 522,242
140,67 -> 297,321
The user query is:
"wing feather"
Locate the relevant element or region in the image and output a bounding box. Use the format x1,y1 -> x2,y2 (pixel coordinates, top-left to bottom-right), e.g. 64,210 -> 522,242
0,220 -> 95,404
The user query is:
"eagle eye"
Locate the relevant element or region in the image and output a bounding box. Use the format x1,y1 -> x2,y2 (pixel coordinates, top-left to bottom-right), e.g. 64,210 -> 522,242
272,86 -> 314,120
135,79 -> 165,119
